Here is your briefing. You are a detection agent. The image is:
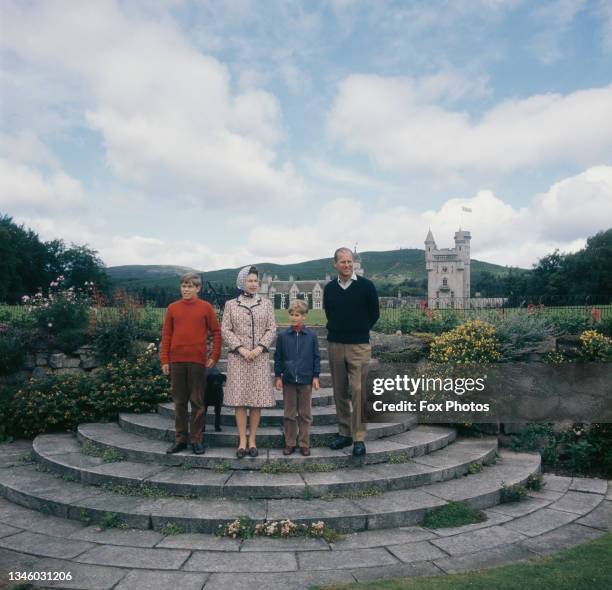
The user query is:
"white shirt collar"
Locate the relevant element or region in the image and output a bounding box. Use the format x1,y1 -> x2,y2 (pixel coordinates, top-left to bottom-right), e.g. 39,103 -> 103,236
337,272 -> 357,288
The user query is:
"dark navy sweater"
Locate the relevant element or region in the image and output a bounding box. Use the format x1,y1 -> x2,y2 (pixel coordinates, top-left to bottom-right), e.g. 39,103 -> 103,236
323,276 -> 380,344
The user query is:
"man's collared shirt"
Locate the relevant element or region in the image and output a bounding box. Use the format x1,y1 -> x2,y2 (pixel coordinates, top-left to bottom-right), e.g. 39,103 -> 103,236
337,271 -> 358,290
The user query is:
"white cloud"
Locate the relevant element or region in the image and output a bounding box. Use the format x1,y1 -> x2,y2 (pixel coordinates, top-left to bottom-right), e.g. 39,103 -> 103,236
1,0 -> 302,206
0,159 -> 84,213
243,166 -> 612,268
328,75 -> 612,175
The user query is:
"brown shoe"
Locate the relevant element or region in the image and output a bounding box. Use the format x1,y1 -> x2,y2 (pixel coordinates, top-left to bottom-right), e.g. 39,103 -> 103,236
299,447 -> 311,456
283,446 -> 295,455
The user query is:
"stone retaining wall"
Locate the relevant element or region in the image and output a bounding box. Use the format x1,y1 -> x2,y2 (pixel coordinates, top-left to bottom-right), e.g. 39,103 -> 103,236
0,345 -> 101,385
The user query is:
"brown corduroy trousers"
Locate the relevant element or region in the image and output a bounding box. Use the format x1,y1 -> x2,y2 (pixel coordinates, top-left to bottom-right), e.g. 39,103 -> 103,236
327,342 -> 371,442
282,383 -> 313,448
171,362 -> 207,444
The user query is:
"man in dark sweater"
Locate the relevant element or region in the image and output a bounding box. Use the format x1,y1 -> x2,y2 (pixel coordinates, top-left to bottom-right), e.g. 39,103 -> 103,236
323,247 -> 379,457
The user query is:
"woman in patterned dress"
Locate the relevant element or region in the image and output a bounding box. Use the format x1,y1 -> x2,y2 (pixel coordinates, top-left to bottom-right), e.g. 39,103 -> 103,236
221,266 -> 277,458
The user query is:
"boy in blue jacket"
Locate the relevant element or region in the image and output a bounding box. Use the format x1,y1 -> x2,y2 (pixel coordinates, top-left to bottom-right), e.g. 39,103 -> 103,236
274,300 -> 320,456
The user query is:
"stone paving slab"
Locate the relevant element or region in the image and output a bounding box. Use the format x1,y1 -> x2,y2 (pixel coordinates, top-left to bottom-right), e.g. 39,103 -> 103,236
148,467 -> 233,497
541,474 -> 572,492
386,540 -> 447,563
0,498 -> 86,537
297,547 -> 398,570
0,531 -> 94,560
428,510 -> 513,537
203,570 -> 355,590
240,536 -> 329,551
576,500 -> 612,531
0,522 -> 20,538
76,545 -> 191,570
607,481 -> 612,500
520,523 -> 605,556
146,497 -> 267,534
569,477 -> 608,495
33,433 -> 82,456
433,542 -> 538,574
430,525 -> 526,556
155,533 -> 240,551
183,550 -> 297,572
487,496 -> 551,518
223,470 -> 305,498
412,438 -> 497,469
68,526 -> 165,548
502,507 -> 578,537
549,491 -> 603,515
20,557 -> 128,590
114,569 -> 208,590
527,489 -> 564,501
331,526 -> 437,550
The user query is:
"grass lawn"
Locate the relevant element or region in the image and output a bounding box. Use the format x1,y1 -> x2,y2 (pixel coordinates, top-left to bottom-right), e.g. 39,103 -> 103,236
319,532 -> 612,590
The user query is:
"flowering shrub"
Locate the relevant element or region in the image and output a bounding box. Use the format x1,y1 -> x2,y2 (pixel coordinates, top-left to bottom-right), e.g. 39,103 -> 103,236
7,347 -> 170,439
375,309 -> 459,335
92,345 -> 171,415
217,518 -> 339,543
577,330 -> 612,362
22,277 -> 93,353
429,320 -> 501,363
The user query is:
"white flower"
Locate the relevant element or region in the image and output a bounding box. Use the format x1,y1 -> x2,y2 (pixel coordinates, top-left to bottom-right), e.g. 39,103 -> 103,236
21,295 -> 30,303
48,323 -> 53,328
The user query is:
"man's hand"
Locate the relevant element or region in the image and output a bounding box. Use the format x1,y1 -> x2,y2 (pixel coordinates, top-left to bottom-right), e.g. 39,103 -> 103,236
162,364 -> 170,376
312,377 -> 320,390
206,358 -> 215,369
274,376 -> 283,391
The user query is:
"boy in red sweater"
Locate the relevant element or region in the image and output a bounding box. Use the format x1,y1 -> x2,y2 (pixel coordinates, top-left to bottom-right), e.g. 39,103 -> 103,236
161,272 -> 221,455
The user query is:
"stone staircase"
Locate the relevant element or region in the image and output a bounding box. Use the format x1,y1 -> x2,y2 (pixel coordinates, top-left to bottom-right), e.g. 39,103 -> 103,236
0,326 -> 541,538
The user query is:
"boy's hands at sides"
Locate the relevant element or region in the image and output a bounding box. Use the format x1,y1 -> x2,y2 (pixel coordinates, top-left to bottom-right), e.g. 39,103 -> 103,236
206,358 -> 215,368
162,364 -> 170,376
312,377 -> 320,390
274,376 -> 283,391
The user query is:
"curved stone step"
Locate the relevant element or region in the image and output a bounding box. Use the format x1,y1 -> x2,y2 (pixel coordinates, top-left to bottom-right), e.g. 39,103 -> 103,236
158,400 -> 340,426
0,450 -> 541,533
117,412 -> 414,447
75,421 -> 441,471
32,433 -> 492,499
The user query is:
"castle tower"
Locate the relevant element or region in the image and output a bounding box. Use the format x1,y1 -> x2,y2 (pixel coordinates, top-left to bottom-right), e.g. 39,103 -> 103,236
425,229 -> 471,308
353,246 -> 364,277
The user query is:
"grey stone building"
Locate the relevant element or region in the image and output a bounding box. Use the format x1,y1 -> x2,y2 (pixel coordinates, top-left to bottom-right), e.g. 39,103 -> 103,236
258,247 -> 364,309
425,228 -> 471,309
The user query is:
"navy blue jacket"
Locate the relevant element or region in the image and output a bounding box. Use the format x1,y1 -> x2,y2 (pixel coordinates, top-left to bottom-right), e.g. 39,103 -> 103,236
274,326 -> 321,385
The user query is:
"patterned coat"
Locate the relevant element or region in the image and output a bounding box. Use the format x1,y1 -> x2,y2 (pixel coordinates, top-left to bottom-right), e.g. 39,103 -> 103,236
221,295 -> 277,408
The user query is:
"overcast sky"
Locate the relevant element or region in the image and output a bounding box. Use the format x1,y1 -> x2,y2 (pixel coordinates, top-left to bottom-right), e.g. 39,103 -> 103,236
1,0 -> 611,271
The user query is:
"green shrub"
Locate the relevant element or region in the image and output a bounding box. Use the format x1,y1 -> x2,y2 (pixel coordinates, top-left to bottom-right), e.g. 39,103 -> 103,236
500,483 -> 527,503
548,312 -> 594,336
92,348 -> 170,416
492,313 -> 554,360
422,501 -> 486,528
0,327 -> 27,376
7,348 -> 170,439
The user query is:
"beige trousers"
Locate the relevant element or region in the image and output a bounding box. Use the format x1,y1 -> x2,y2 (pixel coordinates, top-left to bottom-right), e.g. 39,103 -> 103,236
327,342 -> 371,442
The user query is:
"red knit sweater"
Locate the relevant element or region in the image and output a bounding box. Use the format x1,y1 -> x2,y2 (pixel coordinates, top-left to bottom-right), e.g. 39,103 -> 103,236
160,297 -> 221,366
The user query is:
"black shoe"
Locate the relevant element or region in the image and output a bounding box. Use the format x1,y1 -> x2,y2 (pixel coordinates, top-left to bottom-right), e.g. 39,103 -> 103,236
329,435 -> 353,450
215,425 -> 222,432
353,441 -> 366,457
192,442 -> 205,455
166,442 -> 187,454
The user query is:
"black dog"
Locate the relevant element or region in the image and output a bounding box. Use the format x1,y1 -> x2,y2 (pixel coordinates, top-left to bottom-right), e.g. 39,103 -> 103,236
204,367 -> 226,432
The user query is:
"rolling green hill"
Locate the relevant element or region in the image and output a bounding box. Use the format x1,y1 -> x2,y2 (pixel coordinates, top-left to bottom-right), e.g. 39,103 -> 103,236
105,249 -> 523,292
